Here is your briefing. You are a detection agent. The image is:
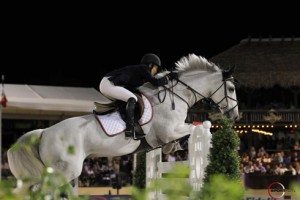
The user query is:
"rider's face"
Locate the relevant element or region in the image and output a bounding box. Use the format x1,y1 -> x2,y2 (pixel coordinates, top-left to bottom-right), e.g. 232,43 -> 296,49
151,65 -> 158,75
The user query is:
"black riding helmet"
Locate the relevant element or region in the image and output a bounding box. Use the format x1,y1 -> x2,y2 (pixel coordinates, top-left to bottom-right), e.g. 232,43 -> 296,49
140,53 -> 162,72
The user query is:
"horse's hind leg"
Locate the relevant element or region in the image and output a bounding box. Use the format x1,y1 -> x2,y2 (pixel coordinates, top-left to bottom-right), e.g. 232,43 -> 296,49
70,179 -> 78,195
59,179 -> 78,199
12,182 -> 32,196
27,181 -> 75,199
45,158 -> 82,198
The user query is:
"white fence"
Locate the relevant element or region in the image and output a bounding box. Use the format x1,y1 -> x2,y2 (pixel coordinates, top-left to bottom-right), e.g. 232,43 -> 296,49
146,121 -> 212,199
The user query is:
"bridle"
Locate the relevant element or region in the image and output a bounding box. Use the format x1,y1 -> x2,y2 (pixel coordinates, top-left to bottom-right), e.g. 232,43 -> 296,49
207,77 -> 239,115
158,73 -> 238,116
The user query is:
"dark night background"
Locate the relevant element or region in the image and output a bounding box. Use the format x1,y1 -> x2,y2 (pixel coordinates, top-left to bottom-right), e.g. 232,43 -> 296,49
2,7 -> 299,90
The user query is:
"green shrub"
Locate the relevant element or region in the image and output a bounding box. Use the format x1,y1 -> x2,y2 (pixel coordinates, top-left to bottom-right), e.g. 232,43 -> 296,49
133,151 -> 146,189
197,174 -> 245,200
0,167 -> 88,200
203,117 -> 241,182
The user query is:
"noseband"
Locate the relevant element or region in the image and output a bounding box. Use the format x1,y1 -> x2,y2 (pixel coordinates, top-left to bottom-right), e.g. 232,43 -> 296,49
206,77 -> 239,115
158,74 -> 238,115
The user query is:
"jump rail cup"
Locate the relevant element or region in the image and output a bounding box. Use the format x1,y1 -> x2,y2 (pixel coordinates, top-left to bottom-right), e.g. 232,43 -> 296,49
146,121 -> 212,199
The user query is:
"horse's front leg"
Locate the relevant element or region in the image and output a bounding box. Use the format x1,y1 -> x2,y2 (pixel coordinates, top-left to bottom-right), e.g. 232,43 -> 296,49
175,123 -> 195,134
169,123 -> 195,141
161,124 -> 195,154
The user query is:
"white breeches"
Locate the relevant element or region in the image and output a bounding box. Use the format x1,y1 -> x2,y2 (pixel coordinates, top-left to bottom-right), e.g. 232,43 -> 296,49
99,77 -> 137,102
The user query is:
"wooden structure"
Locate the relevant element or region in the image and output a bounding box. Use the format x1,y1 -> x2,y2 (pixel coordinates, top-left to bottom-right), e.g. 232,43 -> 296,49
187,37 -> 300,148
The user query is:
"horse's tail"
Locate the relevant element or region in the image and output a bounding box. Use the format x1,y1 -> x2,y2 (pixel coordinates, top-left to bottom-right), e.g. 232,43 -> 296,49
7,129 -> 45,180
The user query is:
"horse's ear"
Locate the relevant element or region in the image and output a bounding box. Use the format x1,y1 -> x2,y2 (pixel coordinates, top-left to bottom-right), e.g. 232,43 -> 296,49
222,65 -> 235,79
229,65 -> 235,74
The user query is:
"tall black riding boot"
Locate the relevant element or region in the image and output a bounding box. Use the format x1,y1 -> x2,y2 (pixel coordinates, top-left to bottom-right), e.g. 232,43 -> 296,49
125,97 -> 136,138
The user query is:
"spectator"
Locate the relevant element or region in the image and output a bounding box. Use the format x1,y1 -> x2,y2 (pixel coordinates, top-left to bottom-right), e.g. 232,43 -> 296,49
249,146 -> 256,160
279,163 -> 288,175
244,161 -> 254,174
257,162 -> 267,174
265,163 -> 274,174
262,153 -> 272,163
291,151 -> 299,162
274,164 -> 282,175
286,164 -> 296,175
258,146 -> 267,156
166,153 -> 176,162
293,141 -> 300,151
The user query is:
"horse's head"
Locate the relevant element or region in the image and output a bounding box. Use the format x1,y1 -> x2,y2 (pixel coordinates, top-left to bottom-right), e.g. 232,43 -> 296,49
173,54 -> 239,121
210,65 -> 239,120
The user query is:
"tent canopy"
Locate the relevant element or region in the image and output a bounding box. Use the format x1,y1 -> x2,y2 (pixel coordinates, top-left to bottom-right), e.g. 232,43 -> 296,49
1,84 -> 110,120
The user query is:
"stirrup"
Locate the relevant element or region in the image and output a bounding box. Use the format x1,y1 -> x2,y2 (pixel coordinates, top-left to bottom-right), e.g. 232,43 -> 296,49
133,131 -> 146,140
125,128 -> 145,140
125,130 -> 133,138
125,126 -> 134,138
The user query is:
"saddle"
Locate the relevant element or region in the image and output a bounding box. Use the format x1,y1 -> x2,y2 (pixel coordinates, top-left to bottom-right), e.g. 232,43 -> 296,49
94,94 -> 144,118
93,94 -> 146,138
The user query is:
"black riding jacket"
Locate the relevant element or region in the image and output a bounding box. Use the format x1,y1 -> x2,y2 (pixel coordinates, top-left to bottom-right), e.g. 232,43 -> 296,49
105,64 -> 168,91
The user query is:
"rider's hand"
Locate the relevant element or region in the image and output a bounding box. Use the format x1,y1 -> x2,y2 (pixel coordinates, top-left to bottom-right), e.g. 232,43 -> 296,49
167,72 -> 178,80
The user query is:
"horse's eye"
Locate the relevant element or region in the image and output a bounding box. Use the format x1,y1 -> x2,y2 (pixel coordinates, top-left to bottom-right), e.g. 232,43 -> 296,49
228,87 -> 235,93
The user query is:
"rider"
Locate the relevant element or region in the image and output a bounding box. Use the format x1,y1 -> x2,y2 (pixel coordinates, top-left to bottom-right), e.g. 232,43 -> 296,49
99,53 -> 169,139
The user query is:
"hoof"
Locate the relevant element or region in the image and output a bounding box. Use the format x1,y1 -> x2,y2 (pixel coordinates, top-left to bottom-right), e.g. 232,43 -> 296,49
162,143 -> 175,154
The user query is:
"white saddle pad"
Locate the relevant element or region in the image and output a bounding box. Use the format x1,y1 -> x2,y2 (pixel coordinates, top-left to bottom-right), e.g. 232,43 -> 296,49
95,95 -> 152,136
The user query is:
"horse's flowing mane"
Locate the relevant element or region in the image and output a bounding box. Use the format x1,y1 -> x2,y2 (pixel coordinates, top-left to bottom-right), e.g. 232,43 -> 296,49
175,54 -> 220,73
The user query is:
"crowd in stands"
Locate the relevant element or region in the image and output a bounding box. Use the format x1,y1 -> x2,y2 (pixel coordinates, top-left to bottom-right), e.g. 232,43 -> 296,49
240,141 -> 300,176
2,136 -> 300,187
79,155 -> 133,187
162,136 -> 300,177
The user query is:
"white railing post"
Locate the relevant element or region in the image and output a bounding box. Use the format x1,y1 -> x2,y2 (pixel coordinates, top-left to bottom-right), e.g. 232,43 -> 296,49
146,121 -> 211,199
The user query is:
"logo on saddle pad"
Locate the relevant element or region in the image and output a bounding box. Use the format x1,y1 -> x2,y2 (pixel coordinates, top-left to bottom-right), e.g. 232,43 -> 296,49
95,95 -> 153,136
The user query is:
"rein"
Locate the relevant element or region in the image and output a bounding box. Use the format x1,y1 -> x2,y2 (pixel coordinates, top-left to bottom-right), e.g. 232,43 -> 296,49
158,79 -> 191,109
158,73 -> 238,115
